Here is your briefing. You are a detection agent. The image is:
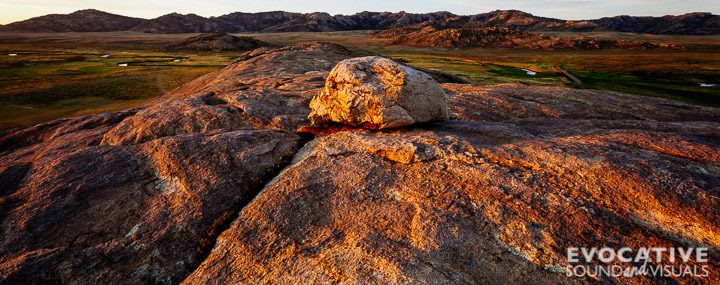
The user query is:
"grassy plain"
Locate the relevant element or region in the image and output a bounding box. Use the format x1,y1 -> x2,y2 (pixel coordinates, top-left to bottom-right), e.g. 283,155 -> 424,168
0,33 -> 237,129
0,31 -> 719,129
250,31 -> 720,106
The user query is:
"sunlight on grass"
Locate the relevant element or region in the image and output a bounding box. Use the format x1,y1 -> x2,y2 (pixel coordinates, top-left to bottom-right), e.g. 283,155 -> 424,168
0,31 -> 719,129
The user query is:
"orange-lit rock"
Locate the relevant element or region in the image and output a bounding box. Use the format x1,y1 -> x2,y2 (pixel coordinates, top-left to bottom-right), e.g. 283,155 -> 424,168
184,83 -> 720,285
0,42 -> 349,284
308,56 -> 449,129
1,43 -> 718,284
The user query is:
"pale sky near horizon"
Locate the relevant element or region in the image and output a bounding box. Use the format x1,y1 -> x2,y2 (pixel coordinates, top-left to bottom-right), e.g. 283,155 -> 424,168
1,0 -> 718,25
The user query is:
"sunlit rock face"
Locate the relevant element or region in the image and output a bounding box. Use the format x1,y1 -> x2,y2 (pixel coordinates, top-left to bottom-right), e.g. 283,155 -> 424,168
1,43 -> 719,285
184,84 -> 720,285
308,56 -> 449,129
0,42 -> 351,284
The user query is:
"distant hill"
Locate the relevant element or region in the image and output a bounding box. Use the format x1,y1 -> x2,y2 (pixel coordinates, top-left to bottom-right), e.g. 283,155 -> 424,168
375,24 -> 680,50
1,9 -> 718,35
593,12 -> 720,35
131,13 -> 220,33
165,32 -> 269,51
192,11 -> 301,33
424,10 -> 720,35
129,11 -> 455,33
0,9 -> 144,32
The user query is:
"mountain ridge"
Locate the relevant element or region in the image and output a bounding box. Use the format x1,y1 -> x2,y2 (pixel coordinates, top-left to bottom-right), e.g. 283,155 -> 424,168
0,9 -> 145,33
1,9 -> 719,35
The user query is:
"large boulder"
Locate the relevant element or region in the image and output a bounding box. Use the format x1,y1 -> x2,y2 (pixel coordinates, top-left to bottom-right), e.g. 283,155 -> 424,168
308,56 -> 449,129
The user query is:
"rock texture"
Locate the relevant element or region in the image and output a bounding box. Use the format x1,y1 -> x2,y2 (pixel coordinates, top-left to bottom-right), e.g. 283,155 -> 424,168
0,42 -> 353,284
165,32 -> 269,51
1,43 -> 720,285
187,83 -> 720,285
309,56 -> 449,129
1,9 -> 718,35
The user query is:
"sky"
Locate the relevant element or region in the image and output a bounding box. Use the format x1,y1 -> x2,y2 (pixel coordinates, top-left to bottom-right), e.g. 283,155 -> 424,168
1,0 -> 718,24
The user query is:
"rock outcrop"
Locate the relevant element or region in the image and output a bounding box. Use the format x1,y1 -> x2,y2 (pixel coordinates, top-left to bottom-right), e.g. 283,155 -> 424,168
165,32 -> 269,51
375,25 -> 680,50
0,42 -> 353,284
184,83 -> 720,285
308,56 -> 449,129
1,43 -> 719,284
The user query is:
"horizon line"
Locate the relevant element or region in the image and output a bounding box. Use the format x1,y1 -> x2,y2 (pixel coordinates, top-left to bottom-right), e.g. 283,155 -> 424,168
1,8 -> 717,25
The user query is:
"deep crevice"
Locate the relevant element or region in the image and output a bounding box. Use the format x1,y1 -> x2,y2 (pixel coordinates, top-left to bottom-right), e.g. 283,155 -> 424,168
180,131 -> 316,283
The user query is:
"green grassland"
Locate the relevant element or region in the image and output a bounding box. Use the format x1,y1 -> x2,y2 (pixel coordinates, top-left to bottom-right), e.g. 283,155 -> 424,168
380,51 -> 720,106
253,31 -> 720,105
0,33 -> 242,129
0,31 -> 719,129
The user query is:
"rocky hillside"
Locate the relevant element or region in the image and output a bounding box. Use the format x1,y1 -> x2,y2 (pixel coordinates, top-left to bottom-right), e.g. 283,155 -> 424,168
594,12 -> 720,35
130,13 -> 218,34
375,25 -> 679,50
165,32 -> 269,51
0,9 -> 144,32
1,9 -> 718,35
1,43 -> 719,284
438,10 -> 720,35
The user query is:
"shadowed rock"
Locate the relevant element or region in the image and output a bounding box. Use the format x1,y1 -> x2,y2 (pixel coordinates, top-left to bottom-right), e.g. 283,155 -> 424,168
165,32 -> 269,51
309,56 -> 449,129
375,24 -> 681,50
